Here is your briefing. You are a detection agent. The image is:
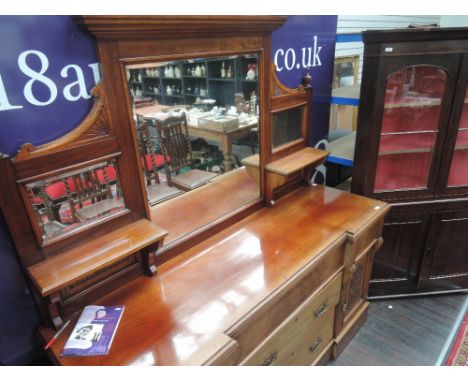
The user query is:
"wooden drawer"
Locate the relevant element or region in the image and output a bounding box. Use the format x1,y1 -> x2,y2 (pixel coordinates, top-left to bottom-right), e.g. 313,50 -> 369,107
228,239 -> 345,360
241,272 -> 342,366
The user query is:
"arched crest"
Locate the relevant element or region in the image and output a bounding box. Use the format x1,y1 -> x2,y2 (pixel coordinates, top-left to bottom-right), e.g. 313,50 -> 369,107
15,81 -> 113,161
270,64 -> 308,99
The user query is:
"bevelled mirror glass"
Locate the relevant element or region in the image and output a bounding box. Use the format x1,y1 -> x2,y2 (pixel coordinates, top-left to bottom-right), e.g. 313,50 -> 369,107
25,159 -> 127,244
271,106 -> 304,149
125,54 -> 260,244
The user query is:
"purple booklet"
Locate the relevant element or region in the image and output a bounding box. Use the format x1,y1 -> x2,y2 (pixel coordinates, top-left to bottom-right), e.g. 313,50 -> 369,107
61,305 -> 124,357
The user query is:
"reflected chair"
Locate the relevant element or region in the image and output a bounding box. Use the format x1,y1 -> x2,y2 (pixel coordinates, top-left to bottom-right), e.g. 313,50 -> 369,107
63,165 -> 125,222
137,123 -> 184,205
156,113 -> 217,191
27,186 -> 66,238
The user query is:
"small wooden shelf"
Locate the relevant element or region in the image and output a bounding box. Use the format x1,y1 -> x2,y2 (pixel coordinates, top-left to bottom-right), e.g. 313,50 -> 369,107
266,147 -> 329,176
242,148 -> 329,205
28,219 -> 167,298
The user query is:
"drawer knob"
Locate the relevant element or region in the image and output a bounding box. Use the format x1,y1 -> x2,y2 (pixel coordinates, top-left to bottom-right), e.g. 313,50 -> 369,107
262,352 -> 277,366
314,303 -> 329,318
309,337 -> 323,353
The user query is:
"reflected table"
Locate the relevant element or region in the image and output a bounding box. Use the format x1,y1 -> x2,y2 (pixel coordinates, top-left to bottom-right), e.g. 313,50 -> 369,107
135,105 -> 258,172
187,121 -> 257,171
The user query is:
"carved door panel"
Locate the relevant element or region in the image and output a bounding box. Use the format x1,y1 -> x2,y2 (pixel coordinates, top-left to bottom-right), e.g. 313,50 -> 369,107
340,242 -> 377,324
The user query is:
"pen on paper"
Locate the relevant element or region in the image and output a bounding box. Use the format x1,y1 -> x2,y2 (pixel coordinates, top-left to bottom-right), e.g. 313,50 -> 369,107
44,320 -> 71,350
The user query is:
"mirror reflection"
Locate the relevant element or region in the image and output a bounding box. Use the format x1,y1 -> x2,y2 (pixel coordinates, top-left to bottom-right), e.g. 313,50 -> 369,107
272,107 -> 303,149
25,159 -> 126,242
126,54 -> 260,208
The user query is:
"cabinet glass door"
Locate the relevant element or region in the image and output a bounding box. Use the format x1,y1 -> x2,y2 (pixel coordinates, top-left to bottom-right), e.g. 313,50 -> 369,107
374,66 -> 447,192
447,86 -> 468,187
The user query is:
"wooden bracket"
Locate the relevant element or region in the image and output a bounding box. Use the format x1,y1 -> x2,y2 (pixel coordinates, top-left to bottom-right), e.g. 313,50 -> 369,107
141,242 -> 162,276
48,292 -> 63,330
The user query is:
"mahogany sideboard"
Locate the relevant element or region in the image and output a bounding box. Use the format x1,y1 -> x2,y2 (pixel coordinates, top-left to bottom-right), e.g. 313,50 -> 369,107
0,16 -> 389,366
40,185 -> 388,365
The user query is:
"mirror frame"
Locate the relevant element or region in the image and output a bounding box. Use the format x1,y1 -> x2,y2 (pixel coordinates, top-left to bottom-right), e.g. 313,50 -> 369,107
74,16 -> 288,261
268,67 -> 312,162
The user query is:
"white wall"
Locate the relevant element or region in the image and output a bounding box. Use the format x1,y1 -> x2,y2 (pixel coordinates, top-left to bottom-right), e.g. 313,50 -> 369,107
335,16 -> 442,81
440,16 -> 468,27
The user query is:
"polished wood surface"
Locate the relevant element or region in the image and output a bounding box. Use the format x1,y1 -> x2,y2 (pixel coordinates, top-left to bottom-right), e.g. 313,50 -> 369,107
241,273 -> 341,365
265,147 -> 328,176
150,167 -> 259,247
242,147 -> 329,175
42,185 -> 388,365
75,16 -> 287,39
28,219 -> 167,297
242,147 -> 329,205
227,247 -> 345,362
1,16 -> 389,364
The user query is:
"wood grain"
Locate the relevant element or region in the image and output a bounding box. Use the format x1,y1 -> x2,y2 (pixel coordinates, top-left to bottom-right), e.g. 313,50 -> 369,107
28,219 -> 167,296
150,167 -> 259,246
41,185 -> 388,365
15,82 -> 112,161
74,16 -> 287,39
241,273 -> 341,365
265,147 -> 329,176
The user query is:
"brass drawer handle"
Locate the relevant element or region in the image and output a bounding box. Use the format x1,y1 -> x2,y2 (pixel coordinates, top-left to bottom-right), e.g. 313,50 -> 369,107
262,352 -> 277,366
309,337 -> 323,353
314,303 -> 329,318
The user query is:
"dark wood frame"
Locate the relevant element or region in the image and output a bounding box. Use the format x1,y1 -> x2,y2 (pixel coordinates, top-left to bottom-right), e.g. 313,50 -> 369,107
351,27 -> 468,297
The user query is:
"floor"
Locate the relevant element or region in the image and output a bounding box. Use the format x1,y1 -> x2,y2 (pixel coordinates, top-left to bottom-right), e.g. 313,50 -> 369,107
329,293 -> 468,366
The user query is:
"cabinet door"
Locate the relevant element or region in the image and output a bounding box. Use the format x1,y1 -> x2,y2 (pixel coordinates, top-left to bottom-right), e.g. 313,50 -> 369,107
418,209 -> 468,292
369,209 -> 430,297
355,54 -> 461,201
340,243 -> 377,325
438,54 -> 468,195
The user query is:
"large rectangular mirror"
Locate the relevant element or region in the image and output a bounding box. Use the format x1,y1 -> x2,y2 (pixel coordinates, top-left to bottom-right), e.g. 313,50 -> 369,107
125,54 -> 261,244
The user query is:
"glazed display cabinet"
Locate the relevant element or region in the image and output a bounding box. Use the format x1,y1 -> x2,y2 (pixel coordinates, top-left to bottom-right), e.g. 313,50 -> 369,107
351,28 -> 468,297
